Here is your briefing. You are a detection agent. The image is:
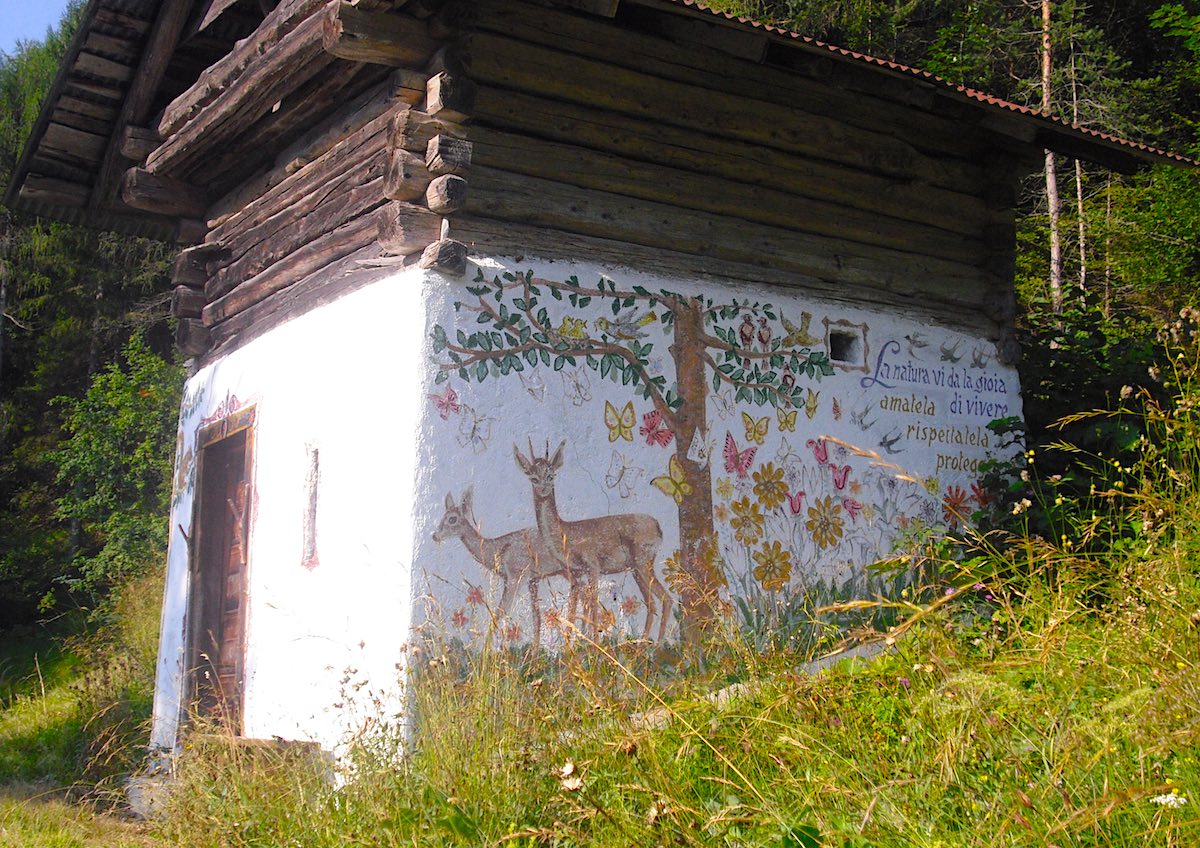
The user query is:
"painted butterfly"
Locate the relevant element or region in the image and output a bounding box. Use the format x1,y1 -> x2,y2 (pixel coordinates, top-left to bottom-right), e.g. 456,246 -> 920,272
604,400 -> 635,442
723,432 -> 757,479
640,410 -> 674,447
651,455 -> 692,504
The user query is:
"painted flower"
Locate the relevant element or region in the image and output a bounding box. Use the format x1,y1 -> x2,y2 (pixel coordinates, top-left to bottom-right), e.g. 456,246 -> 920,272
621,596 -> 641,617
714,502 -> 729,523
451,608 -> 468,628
730,497 -> 765,545
752,462 -> 788,511
465,585 -> 486,607
806,495 -> 844,550
970,480 -> 993,507
504,622 -> 522,643
716,477 -> 735,500
942,485 -> 970,524
543,607 -> 563,629
752,540 -> 793,591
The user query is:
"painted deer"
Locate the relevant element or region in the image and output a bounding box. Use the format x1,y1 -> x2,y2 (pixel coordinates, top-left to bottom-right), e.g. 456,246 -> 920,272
513,440 -> 672,641
431,488 -> 565,646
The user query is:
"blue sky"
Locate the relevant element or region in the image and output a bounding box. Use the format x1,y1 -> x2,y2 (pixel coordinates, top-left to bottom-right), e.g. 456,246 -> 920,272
1,0 -> 74,56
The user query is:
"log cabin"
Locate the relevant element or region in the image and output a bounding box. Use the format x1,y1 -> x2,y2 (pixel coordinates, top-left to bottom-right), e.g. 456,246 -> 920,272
7,0 -> 1194,758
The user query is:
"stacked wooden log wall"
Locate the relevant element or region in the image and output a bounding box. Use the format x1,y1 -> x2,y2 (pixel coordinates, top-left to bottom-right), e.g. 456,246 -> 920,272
122,0 -> 1028,362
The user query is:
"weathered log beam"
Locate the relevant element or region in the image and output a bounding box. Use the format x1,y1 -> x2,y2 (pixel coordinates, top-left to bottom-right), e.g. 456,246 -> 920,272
159,0 -> 330,137
424,71 -> 476,122
375,200 -> 443,254
425,173 -> 466,213
203,210 -> 381,325
446,215 -> 994,330
384,148 -> 434,201
471,86 -> 996,236
418,238 -> 467,274
207,71 -> 423,226
148,5 -> 337,176
466,31 -> 984,193
206,168 -> 389,300
89,0 -> 193,211
210,108 -> 392,238
462,164 -> 991,300
449,124 -> 983,263
176,319 -> 212,356
322,1 -> 439,65
121,167 -> 209,217
119,125 -> 159,162
470,1 -> 1002,165
172,285 -> 207,319
425,134 -> 471,175
172,243 -> 228,288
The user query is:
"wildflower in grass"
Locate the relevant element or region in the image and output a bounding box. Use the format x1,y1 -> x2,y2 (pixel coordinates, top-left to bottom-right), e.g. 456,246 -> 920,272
731,496 -> 765,545
559,761 -> 583,792
752,540 -> 793,590
942,485 -> 969,523
1150,792 -> 1187,808
753,462 -> 788,510
806,495 -> 844,549
1011,498 -> 1032,515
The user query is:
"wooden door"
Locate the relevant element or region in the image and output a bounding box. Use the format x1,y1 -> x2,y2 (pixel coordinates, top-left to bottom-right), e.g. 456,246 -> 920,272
188,411 -> 255,734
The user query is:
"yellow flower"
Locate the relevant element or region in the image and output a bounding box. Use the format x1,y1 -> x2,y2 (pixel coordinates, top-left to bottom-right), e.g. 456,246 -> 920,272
752,540 -> 792,590
716,477 -> 735,499
806,495 -> 844,549
730,496 -> 764,545
752,462 -> 788,511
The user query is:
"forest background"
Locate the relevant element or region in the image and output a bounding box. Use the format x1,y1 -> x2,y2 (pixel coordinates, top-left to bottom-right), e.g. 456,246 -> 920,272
0,0 -> 1199,843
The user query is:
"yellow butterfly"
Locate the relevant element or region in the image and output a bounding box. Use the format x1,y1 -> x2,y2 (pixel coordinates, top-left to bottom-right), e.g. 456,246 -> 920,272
777,407 -> 797,432
742,412 -> 769,446
652,454 -> 692,504
804,389 -> 821,420
604,400 -> 635,442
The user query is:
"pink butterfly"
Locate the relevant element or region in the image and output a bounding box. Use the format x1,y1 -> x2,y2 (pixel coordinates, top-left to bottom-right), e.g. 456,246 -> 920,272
429,385 -> 460,420
842,497 -> 863,521
830,464 -> 851,490
723,432 -> 757,478
640,410 -> 674,448
832,398 -> 843,421
786,490 -> 806,515
806,437 -> 829,465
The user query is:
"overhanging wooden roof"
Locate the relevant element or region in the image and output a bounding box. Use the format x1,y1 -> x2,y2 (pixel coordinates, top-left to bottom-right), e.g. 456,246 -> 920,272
6,0 -> 1194,241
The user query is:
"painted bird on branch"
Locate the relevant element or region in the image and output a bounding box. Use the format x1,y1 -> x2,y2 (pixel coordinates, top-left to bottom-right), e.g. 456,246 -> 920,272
594,309 -> 657,340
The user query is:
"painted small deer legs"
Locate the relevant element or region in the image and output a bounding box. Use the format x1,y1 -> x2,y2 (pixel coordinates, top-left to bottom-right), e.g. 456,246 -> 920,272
514,440 -> 672,641
431,489 -> 563,646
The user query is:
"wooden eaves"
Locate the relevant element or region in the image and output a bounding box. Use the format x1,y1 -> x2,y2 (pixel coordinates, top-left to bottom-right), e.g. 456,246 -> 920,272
5,0 -> 1194,247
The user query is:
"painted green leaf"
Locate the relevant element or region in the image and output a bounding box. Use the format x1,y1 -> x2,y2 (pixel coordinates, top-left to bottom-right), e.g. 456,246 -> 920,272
550,288 -> 563,300
434,370 -> 448,384
524,349 -> 538,366
577,296 -> 591,307
540,349 -> 551,366
476,361 -> 488,381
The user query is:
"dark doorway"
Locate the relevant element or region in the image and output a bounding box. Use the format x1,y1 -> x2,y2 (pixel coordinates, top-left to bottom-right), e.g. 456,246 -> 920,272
187,408 -> 255,734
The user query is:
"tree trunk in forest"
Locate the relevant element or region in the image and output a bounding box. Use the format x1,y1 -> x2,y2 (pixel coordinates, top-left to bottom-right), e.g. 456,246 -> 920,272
1071,48 -> 1087,293
1043,0 -> 1064,314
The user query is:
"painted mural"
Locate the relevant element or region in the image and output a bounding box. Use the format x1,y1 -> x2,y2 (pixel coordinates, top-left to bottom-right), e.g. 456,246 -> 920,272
422,257 -> 1020,645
